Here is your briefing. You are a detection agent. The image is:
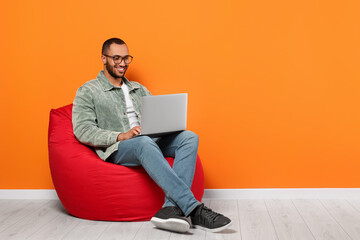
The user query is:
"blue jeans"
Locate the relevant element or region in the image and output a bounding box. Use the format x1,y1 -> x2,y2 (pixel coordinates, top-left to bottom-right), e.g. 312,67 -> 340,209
109,130 -> 200,216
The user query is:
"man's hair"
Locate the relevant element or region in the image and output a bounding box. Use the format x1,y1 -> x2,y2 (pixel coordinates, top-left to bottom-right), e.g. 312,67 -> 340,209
102,38 -> 126,55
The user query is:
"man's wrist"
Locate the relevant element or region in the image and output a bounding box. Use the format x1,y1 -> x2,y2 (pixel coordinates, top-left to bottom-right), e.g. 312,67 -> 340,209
117,133 -> 123,141
117,132 -> 128,141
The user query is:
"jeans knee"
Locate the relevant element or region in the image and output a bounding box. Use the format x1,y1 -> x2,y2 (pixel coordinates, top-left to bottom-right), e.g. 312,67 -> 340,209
182,130 -> 199,144
136,135 -> 152,144
136,136 -> 155,148
136,136 -> 158,154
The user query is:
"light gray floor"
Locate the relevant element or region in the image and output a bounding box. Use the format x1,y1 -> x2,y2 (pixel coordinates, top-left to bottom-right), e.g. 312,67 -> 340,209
1,199 -> 360,240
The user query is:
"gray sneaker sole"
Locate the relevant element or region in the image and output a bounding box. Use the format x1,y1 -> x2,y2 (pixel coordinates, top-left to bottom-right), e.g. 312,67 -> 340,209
193,221 -> 232,232
150,217 -> 190,233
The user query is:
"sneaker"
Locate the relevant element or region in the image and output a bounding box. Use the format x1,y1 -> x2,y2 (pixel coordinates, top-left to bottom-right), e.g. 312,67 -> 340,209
190,203 -> 232,232
150,206 -> 191,233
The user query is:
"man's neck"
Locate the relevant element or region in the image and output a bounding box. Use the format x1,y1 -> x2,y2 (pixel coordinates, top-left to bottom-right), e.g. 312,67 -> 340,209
104,71 -> 123,87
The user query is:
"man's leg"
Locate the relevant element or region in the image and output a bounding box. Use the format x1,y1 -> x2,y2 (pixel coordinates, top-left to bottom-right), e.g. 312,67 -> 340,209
156,131 -> 199,208
110,136 -> 200,216
110,134 -> 232,233
156,130 -> 232,232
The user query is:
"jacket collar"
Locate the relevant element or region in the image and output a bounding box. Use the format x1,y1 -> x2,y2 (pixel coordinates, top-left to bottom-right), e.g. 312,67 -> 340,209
97,70 -> 139,91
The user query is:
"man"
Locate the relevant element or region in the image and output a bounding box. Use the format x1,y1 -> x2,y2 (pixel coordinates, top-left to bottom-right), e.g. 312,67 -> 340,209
72,38 -> 232,233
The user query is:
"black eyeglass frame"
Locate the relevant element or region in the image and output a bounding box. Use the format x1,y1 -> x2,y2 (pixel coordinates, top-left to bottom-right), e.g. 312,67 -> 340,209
103,54 -> 134,64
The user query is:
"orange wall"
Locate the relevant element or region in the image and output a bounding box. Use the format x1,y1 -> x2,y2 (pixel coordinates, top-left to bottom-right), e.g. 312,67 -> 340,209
1,0 -> 360,189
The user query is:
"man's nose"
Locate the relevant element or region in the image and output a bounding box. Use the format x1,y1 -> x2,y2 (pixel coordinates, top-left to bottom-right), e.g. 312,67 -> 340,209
119,59 -> 126,66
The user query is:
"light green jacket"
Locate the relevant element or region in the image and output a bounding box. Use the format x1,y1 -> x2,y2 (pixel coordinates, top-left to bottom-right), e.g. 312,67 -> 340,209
72,71 -> 151,160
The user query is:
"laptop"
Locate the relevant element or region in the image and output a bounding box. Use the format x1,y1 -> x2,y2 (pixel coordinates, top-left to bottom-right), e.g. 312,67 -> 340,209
138,93 -> 187,137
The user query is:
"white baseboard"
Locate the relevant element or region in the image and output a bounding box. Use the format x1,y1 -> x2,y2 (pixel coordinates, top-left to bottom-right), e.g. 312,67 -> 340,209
203,188 -> 360,199
0,189 -> 359,200
0,190 -> 59,199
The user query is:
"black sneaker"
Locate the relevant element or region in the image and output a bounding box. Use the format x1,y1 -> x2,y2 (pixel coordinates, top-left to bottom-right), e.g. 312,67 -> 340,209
190,203 -> 232,232
150,206 -> 191,233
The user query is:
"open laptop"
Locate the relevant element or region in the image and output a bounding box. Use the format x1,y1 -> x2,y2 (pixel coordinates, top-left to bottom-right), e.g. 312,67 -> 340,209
138,93 -> 187,137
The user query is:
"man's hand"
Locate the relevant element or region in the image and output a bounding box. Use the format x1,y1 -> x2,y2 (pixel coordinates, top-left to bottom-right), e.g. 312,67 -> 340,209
117,126 -> 141,141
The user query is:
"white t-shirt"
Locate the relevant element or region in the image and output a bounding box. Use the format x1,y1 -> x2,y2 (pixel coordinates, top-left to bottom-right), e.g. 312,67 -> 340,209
121,83 -> 140,129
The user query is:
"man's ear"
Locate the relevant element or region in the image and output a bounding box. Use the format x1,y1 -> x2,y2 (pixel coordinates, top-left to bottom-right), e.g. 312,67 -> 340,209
101,55 -> 106,65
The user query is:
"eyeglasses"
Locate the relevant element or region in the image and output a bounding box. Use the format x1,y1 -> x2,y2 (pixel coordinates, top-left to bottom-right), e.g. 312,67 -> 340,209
103,54 -> 133,64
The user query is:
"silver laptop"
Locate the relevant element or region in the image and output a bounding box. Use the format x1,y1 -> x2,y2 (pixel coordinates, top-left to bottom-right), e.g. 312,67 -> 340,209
139,93 -> 187,137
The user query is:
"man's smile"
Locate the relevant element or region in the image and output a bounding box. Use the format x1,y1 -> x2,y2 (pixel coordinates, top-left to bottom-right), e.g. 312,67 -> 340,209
116,66 -> 126,73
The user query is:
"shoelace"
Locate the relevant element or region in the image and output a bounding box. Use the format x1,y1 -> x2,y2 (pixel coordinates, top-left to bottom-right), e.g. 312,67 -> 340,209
199,204 -> 221,222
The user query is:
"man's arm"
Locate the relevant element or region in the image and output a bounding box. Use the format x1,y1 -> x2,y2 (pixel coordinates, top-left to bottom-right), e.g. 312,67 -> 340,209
72,86 -> 121,147
141,84 -> 152,97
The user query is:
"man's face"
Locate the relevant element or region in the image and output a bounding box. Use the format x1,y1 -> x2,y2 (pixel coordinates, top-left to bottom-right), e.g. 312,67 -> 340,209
102,43 -> 129,79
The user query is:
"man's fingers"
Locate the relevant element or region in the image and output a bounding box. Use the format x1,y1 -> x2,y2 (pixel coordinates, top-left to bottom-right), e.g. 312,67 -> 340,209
131,128 -> 141,135
128,127 -> 141,137
134,127 -> 141,134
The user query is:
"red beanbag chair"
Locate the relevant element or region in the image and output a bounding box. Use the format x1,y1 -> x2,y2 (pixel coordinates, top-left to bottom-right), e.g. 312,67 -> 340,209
48,104 -> 204,221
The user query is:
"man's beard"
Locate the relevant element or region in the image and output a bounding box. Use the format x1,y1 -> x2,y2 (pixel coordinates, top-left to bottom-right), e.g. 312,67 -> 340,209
105,62 -> 125,79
